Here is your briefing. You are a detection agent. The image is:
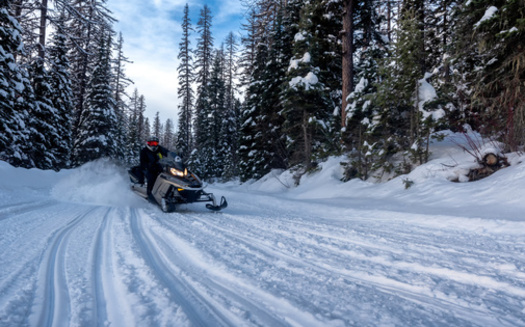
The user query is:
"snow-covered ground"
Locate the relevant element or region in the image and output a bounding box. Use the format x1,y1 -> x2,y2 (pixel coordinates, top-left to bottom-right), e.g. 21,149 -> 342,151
1,132 -> 525,327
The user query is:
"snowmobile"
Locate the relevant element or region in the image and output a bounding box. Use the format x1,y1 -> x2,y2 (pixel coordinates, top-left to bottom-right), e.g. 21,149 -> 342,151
128,152 -> 227,212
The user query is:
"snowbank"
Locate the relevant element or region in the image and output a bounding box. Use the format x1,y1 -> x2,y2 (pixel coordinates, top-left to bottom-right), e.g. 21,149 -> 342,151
242,131 -> 525,221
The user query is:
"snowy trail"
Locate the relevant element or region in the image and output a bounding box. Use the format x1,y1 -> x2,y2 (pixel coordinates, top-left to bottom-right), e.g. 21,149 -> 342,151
1,166 -> 525,326
159,189 -> 525,327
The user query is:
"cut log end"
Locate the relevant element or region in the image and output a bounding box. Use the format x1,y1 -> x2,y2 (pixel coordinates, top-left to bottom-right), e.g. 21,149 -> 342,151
483,153 -> 499,166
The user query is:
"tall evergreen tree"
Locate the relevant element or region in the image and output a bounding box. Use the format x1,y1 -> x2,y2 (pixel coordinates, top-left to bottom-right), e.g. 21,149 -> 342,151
195,5 -> 213,88
112,32 -> 133,160
73,32 -> 118,165
163,118 -> 175,151
239,41 -> 276,181
27,59 -> 60,169
47,21 -> 74,169
453,0 -> 525,149
344,0 -> 389,179
193,5 -> 214,152
191,5 -> 215,178
239,9 -> 258,87
153,111 -> 162,138
0,1 -> 31,166
177,3 -> 194,160
67,0 -> 116,162
282,0 -> 342,171
221,32 -> 240,179
112,32 -> 132,114
192,49 -> 226,179
238,0 -> 300,181
369,0 -> 435,174
126,89 -> 146,165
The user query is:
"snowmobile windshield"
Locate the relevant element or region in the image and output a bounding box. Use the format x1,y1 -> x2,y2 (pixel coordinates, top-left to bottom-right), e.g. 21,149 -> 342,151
160,152 -> 185,171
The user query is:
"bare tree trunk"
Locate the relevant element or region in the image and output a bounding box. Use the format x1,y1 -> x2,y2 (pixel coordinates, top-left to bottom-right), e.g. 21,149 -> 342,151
302,110 -> 311,169
38,0 -> 48,60
387,0 -> 392,42
13,0 -> 22,17
341,0 -> 354,128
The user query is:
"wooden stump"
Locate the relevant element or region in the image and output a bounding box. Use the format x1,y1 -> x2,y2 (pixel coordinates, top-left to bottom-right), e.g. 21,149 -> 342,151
467,153 -> 509,181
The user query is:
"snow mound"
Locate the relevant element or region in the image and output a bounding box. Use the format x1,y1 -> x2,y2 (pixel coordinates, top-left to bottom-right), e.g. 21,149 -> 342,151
51,159 -> 138,207
244,131 -> 525,220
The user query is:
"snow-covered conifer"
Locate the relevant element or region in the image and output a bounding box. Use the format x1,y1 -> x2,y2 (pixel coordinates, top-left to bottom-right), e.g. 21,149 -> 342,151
73,33 -> 118,165
47,24 -> 74,169
177,4 -> 194,160
0,1 -> 31,166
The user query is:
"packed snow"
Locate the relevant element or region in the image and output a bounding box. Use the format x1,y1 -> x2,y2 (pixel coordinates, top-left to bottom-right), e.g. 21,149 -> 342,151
1,132 -> 525,327
474,6 -> 498,28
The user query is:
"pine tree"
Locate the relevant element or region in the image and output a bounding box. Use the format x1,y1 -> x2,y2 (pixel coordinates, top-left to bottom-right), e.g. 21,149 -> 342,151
221,32 -> 240,180
220,98 -> 241,181
239,9 -> 258,87
126,89 -> 146,165
195,5 -> 213,88
193,4 -> 214,149
369,0 -> 438,175
344,0 -> 389,180
238,1 -> 299,181
67,0 -> 116,161
47,22 -> 74,169
163,118 -> 175,151
12,0 -> 38,63
112,32 -> 133,161
282,0 -> 342,172
207,49 -> 227,179
112,33 -> 132,113
143,117 -> 151,142
0,1 -> 31,166
28,59 -> 60,169
453,0 -> 525,149
420,0 -> 458,136
153,111 -> 162,138
191,4 -> 215,179
191,49 -> 226,180
177,3 -> 194,160
238,41 -> 275,181
73,32 -> 118,165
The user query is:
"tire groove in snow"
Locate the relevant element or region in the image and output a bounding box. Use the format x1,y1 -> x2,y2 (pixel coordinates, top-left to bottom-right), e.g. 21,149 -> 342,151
90,208 -> 112,326
169,206 -> 525,327
31,207 -> 98,327
147,215 -> 304,327
155,212 -> 355,326
129,209 -> 231,327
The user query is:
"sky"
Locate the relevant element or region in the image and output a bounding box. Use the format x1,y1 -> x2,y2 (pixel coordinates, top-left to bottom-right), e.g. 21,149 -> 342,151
107,0 -> 247,126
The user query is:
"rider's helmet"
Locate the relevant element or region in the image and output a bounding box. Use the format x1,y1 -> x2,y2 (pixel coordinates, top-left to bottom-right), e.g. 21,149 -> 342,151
146,136 -> 159,152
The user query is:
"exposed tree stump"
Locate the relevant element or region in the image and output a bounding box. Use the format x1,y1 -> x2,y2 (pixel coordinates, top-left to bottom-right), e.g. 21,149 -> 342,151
467,153 -> 509,181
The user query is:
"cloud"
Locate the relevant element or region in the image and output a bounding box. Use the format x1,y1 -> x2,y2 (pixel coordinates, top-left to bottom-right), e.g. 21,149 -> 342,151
108,0 -> 246,125
109,0 -> 184,122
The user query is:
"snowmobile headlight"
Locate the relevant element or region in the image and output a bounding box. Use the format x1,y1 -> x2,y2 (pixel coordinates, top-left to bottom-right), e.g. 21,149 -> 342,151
170,167 -> 187,177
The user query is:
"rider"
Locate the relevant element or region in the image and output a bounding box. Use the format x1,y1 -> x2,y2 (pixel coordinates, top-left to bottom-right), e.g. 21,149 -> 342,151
140,136 -> 169,200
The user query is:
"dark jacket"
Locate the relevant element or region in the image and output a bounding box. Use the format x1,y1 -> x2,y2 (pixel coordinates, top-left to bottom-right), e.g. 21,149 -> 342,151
140,145 -> 169,173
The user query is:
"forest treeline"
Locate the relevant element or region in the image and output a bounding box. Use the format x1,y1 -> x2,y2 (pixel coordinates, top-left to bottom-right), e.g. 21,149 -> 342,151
1,0 -> 524,183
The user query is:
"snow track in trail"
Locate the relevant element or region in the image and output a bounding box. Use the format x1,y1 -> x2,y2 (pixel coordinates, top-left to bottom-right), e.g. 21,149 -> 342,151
139,210 -> 311,327
91,209 -> 112,327
1,181 -> 525,326
148,187 -> 525,327
31,208 -> 95,327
